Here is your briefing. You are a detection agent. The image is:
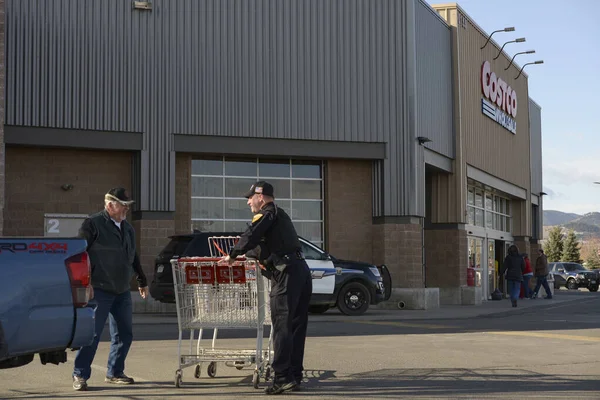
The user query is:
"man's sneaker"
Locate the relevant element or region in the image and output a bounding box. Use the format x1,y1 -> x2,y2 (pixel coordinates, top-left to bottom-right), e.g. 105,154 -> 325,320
264,380 -> 296,395
105,374 -> 135,384
72,376 -> 88,391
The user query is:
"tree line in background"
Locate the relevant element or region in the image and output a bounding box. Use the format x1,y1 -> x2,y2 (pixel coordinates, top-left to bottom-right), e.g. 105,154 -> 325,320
543,226 -> 600,268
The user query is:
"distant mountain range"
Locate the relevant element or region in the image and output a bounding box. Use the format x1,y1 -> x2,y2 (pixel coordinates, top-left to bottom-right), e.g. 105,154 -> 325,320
543,210 -> 600,241
543,210 -> 581,226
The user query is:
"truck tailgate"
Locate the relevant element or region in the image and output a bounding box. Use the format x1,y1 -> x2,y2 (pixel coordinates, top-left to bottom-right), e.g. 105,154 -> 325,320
0,238 -> 93,360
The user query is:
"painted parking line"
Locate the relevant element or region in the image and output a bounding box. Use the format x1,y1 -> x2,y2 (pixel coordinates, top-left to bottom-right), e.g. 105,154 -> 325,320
486,331 -> 600,342
350,320 -> 454,330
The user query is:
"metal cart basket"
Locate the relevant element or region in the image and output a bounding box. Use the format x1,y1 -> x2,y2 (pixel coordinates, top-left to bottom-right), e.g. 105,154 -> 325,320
170,236 -> 273,388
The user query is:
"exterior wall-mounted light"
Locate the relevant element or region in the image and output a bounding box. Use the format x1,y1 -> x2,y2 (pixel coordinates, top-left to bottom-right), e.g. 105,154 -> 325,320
493,38 -> 526,60
417,136 -> 432,145
133,1 -> 152,10
480,27 -> 515,50
505,50 -> 536,70
515,60 -> 544,79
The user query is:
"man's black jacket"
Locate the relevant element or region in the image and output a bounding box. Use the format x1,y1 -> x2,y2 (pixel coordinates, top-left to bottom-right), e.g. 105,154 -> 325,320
79,210 -> 147,294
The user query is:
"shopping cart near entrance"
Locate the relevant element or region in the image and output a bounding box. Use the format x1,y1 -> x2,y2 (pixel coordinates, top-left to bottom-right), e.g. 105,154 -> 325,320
170,236 -> 273,388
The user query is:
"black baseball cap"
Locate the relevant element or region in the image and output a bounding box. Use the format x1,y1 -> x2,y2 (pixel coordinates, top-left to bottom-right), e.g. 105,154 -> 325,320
244,181 -> 275,198
105,187 -> 135,205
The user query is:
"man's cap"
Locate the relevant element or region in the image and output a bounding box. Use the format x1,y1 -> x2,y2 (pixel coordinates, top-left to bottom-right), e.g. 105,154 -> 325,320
105,187 -> 135,205
244,181 -> 275,198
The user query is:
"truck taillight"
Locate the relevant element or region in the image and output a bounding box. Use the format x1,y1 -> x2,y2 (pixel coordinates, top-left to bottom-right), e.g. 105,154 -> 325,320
65,252 -> 92,307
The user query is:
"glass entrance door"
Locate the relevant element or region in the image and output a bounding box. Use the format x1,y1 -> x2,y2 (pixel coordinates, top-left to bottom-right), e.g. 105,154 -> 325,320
468,237 -> 484,299
488,239 -> 497,299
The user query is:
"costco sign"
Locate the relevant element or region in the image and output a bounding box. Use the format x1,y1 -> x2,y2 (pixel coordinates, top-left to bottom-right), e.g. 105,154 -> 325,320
480,60 -> 517,134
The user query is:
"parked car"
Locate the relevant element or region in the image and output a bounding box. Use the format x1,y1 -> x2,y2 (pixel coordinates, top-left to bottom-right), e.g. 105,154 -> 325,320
549,262 -> 599,292
0,238 -> 95,369
150,232 -> 392,316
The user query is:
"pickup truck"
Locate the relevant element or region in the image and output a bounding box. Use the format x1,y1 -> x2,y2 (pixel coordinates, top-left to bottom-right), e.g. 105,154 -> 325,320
0,238 -> 95,369
150,232 -> 392,316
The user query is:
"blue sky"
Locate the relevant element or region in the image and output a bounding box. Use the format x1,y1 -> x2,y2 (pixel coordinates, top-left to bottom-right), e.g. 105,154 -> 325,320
426,0 -> 600,215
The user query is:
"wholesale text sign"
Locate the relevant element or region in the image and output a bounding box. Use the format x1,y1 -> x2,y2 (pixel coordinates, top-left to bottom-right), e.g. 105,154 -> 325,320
480,60 -> 517,134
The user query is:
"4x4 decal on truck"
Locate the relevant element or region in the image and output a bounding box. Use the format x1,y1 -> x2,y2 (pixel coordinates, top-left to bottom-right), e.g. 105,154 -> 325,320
0,242 -> 68,254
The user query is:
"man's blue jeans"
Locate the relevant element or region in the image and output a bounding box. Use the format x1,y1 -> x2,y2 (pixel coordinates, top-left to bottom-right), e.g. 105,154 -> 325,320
533,275 -> 552,298
73,288 -> 133,379
507,280 -> 521,302
523,275 -> 533,298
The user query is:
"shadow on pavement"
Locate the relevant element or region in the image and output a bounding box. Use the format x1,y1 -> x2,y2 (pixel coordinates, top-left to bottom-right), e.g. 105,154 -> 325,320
294,368 -> 600,397
8,368 -> 600,398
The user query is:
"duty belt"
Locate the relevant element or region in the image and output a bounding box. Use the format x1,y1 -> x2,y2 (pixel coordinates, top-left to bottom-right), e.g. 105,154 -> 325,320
282,250 -> 305,262
273,251 -> 305,272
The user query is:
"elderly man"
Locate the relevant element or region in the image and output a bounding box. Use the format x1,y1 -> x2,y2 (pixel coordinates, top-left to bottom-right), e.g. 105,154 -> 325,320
72,187 -> 148,391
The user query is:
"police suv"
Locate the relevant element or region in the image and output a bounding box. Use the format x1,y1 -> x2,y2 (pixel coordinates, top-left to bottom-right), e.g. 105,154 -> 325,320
150,232 -> 391,316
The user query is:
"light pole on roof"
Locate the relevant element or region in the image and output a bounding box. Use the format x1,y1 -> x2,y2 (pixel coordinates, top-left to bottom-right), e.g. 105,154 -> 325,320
481,26 -> 515,50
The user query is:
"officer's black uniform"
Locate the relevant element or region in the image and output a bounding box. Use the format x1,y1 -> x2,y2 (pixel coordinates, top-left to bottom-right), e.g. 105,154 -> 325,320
228,181 -> 312,394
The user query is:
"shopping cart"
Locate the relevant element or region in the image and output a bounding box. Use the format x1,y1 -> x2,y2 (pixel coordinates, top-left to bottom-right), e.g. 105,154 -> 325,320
171,236 -> 273,388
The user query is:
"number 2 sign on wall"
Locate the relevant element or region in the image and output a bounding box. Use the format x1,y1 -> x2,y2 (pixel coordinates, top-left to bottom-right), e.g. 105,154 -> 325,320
44,215 -> 88,238
47,219 -> 60,234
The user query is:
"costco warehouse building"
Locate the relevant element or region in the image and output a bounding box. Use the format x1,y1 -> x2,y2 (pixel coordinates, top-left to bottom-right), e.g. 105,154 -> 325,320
0,0 -> 544,310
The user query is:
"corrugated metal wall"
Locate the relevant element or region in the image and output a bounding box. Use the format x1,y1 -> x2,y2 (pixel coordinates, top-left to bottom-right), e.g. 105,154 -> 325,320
457,13 -> 531,191
6,0 -> 425,214
5,0 -> 173,210
529,98 -> 543,195
415,0 -> 453,159
5,0 -> 142,131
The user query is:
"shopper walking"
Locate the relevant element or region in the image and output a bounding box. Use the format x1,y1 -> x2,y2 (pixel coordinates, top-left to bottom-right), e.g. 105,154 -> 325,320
532,249 -> 552,299
500,244 -> 525,307
521,253 -> 534,299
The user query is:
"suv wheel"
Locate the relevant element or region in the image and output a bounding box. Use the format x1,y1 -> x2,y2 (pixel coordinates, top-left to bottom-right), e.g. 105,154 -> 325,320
337,282 -> 371,316
308,305 -> 330,314
589,285 -> 599,292
567,279 -> 578,290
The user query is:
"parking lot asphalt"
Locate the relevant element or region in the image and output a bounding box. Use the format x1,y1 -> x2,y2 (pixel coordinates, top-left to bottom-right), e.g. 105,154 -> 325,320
2,288 -> 600,399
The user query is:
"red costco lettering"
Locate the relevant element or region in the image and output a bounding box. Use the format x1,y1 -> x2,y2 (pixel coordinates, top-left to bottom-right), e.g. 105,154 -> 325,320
481,60 -> 518,118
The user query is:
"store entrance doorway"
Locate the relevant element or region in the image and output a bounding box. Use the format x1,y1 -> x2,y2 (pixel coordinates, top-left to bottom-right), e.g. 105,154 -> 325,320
468,233 -> 513,301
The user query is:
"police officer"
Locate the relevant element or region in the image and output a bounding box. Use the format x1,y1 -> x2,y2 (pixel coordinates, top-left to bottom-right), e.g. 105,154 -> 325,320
220,181 -> 312,395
